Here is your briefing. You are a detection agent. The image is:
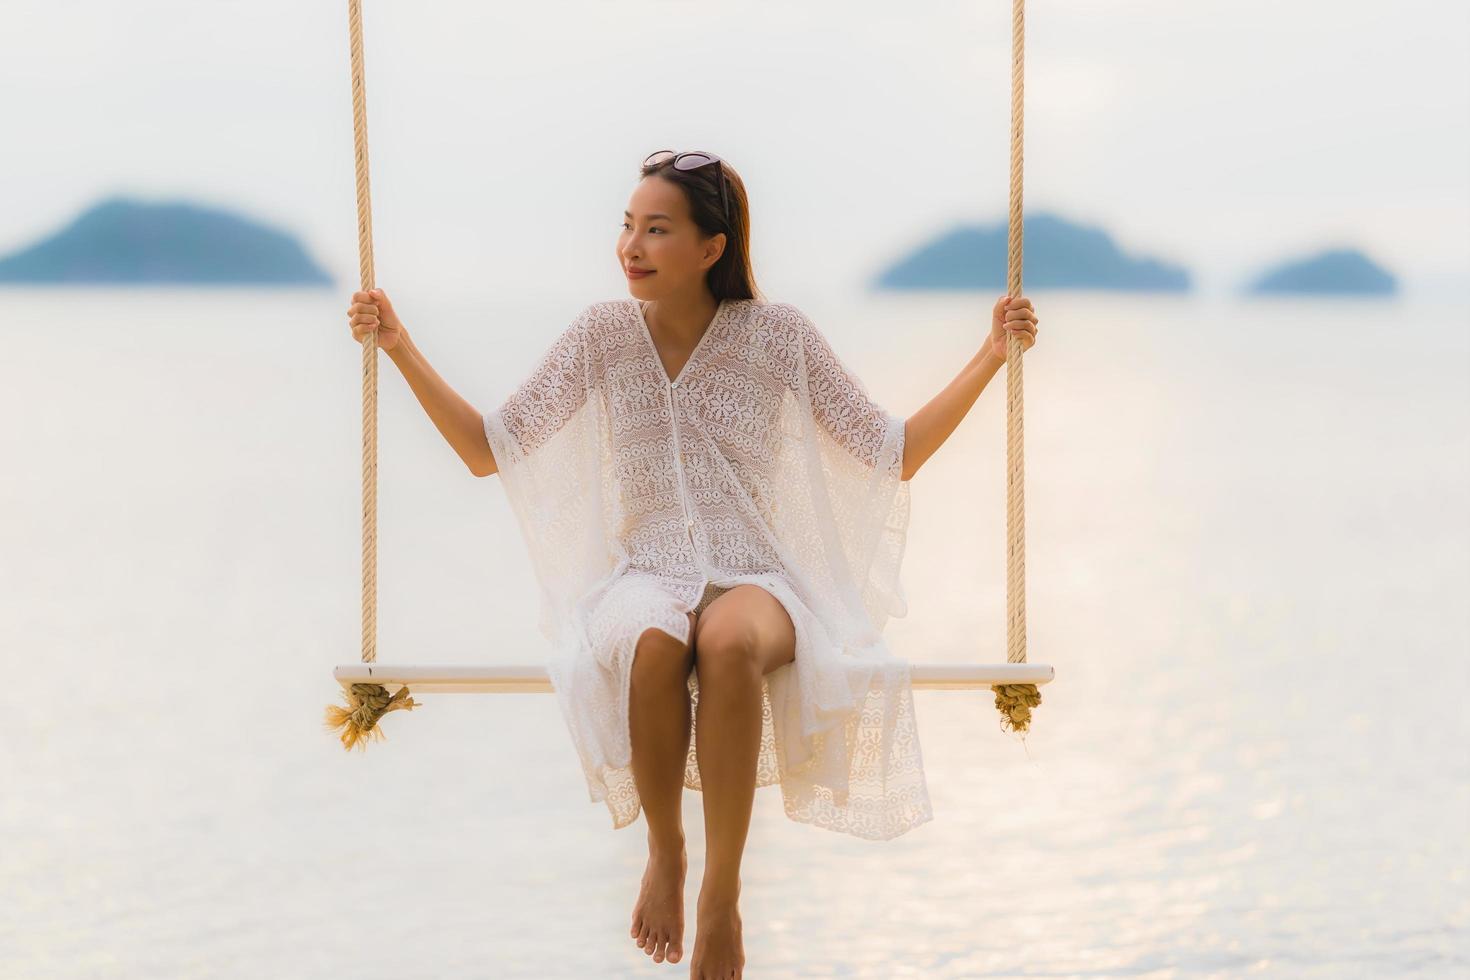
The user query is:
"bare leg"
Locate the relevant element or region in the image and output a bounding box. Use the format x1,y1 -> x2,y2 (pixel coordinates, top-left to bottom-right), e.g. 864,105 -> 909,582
688,586 -> 795,980
628,617 -> 697,965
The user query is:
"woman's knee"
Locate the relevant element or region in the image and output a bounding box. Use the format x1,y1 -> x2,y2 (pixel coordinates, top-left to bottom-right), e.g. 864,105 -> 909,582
693,586 -> 796,677
692,621 -> 761,678
632,625 -> 695,683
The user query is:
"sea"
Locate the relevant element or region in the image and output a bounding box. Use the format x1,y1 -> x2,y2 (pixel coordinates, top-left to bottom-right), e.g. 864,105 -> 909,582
1,285 -> 1466,978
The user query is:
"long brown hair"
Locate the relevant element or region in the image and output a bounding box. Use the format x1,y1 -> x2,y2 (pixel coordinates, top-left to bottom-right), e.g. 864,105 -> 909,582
638,153 -> 764,303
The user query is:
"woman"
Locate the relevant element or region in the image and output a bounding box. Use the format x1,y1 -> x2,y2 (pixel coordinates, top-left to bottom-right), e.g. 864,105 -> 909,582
346,149 -> 1038,978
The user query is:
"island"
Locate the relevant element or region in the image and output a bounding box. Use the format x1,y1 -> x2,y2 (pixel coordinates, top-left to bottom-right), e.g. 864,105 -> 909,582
0,196 -> 334,285
1244,247 -> 1397,296
871,212 -> 1191,292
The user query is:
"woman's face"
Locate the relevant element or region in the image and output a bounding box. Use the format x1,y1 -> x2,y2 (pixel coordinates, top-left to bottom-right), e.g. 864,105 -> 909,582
617,174 -> 726,300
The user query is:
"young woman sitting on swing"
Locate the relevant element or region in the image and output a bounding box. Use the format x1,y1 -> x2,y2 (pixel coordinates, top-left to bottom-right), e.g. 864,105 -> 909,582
345,150 -> 1039,979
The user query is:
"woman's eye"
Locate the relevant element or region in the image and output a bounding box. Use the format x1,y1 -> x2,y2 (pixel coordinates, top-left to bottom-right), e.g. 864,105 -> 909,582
620,222 -> 663,233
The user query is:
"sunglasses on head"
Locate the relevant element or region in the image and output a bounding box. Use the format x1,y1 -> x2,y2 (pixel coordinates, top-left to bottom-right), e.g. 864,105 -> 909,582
643,150 -> 730,223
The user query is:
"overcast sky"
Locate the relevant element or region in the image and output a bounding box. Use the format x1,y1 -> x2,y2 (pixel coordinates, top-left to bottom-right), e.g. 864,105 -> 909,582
2,0 -> 1466,298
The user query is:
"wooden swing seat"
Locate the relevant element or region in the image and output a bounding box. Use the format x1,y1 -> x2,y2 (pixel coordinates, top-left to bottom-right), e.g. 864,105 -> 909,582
333,661 -> 1055,694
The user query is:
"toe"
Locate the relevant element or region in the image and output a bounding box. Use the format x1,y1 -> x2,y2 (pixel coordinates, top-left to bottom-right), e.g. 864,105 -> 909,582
667,943 -> 681,963
652,935 -> 665,962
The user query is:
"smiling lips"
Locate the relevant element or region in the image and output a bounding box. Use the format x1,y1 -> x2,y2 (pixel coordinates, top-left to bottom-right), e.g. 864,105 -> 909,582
626,267 -> 654,278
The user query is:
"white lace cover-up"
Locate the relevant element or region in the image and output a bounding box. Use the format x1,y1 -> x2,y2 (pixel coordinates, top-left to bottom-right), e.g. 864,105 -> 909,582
482,297 -> 932,841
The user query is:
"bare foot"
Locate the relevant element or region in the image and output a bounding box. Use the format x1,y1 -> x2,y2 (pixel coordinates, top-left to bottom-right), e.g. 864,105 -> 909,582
630,838 -> 687,965
689,879 -> 744,979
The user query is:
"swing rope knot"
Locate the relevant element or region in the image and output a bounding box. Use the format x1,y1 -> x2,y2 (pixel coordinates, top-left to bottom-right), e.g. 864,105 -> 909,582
323,682 -> 419,751
991,682 -> 1042,734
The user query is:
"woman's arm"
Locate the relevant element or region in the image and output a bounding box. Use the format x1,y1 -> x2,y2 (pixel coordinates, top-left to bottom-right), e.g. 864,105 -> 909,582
901,345 -> 1005,482
902,295 -> 1038,481
384,328 -> 499,477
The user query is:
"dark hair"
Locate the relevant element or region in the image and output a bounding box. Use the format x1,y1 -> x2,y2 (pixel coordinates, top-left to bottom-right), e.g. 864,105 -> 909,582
638,154 -> 764,303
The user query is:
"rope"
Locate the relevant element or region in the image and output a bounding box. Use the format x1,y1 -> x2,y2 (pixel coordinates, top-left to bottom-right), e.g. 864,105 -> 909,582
323,0 -> 419,749
992,0 -> 1042,733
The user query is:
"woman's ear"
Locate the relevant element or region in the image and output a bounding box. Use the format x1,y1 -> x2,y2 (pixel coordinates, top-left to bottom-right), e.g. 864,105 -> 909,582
703,231 -> 727,269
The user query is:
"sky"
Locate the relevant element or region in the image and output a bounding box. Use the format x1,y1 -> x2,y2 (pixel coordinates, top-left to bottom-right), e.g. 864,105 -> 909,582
1,0 -> 1467,298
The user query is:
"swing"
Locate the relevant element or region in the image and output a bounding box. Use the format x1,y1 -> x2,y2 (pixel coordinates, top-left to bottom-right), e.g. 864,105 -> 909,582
326,0 -> 1054,751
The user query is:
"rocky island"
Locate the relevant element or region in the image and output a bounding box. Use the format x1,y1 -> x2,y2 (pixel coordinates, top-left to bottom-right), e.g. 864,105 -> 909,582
872,212 -> 1191,292
1244,247 -> 1397,295
0,197 -> 333,285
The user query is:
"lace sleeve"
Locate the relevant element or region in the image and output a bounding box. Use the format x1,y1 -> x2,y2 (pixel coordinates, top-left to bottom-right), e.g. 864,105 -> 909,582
484,310 -> 592,467
797,310 -> 903,470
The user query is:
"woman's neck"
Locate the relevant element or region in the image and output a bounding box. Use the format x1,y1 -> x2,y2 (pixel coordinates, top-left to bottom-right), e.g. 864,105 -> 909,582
642,292 -> 720,346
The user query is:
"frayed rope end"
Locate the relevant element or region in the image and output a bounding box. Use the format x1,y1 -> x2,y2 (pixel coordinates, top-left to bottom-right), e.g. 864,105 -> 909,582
323,682 -> 419,751
991,682 -> 1042,734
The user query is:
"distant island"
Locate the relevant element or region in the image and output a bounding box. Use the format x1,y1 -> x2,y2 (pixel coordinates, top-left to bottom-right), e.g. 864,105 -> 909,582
0,195 -> 1398,298
871,212 -> 1191,292
1244,247 -> 1397,296
0,196 -> 333,285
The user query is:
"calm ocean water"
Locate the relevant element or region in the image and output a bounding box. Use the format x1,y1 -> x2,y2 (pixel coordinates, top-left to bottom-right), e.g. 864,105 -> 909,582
1,286 -> 1466,978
